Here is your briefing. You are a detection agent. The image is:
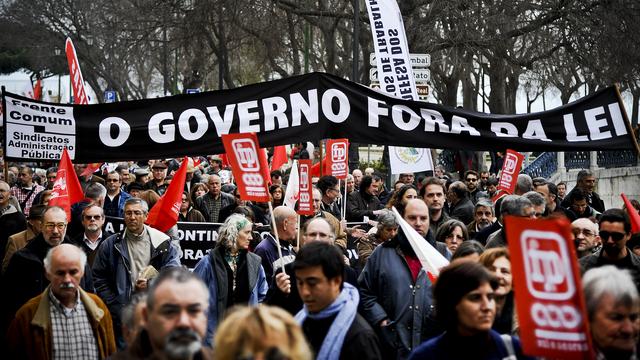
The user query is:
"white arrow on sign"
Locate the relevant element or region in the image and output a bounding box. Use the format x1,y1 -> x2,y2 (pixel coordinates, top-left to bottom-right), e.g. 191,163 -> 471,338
370,68 -> 430,84
370,53 -> 431,67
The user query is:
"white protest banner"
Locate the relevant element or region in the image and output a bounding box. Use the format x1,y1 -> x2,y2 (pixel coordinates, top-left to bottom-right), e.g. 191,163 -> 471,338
364,0 -> 433,173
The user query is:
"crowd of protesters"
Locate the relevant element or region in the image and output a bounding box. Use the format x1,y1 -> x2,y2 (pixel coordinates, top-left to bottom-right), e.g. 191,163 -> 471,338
0,151 -> 639,360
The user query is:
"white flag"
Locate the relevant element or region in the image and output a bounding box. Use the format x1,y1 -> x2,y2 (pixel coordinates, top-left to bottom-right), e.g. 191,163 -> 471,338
391,206 -> 449,281
365,0 -> 433,173
283,160 -> 299,208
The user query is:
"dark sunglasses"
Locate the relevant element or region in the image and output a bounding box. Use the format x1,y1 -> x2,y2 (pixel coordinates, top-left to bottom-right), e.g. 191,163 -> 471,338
599,231 -> 626,241
84,215 -> 102,220
466,178 -> 478,182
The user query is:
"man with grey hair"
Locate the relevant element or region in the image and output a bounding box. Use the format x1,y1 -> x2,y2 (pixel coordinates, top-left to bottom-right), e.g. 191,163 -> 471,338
572,218 -> 601,258
4,206 -> 94,324
69,182 -> 108,239
254,205 -> 298,281
0,180 -> 27,266
7,244 -> 116,359
466,199 -> 494,239
562,169 -> 606,213
93,197 -> 181,348
515,174 -> 533,195
115,267 -> 212,359
446,181 -> 474,225
486,195 -> 534,248
582,266 -> 639,359
357,209 -> 398,266
522,191 -> 546,219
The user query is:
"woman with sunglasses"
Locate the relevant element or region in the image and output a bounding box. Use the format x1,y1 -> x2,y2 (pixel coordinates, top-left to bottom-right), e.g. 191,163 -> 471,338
179,191 -> 206,222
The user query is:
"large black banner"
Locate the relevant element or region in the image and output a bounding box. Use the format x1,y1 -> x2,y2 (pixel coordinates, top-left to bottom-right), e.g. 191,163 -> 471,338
2,72 -> 637,162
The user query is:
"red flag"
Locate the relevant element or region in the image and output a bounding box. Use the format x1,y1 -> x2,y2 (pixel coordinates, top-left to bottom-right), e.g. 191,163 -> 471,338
271,145 -> 288,172
310,156 -> 327,178
146,157 -> 188,232
33,79 -> 42,100
325,139 -> 349,179
221,133 -> 270,202
48,148 -> 84,220
218,153 -> 230,168
622,193 -> 640,234
80,162 -> 103,178
497,149 -> 524,194
505,216 -> 594,359
297,160 -> 314,215
65,38 -> 89,104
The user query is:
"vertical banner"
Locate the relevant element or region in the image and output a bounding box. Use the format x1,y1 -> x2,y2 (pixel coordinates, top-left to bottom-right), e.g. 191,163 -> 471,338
497,149 -> 524,194
365,0 -> 433,173
221,132 -> 270,202
325,138 -> 349,179
505,216 -> 594,359
65,38 -> 89,105
297,160 -> 314,215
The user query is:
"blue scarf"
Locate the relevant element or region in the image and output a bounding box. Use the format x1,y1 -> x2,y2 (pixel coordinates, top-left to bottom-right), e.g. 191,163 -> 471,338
295,282 -> 359,360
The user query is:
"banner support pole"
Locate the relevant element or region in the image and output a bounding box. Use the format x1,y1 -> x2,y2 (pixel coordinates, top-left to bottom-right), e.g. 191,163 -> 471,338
319,140 -> 323,176
341,179 -> 347,221
268,201 -> 286,275
614,83 -> 640,157
296,214 -> 301,250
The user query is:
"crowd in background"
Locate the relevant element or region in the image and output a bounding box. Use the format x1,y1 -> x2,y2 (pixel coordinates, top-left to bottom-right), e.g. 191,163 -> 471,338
0,150 -> 639,360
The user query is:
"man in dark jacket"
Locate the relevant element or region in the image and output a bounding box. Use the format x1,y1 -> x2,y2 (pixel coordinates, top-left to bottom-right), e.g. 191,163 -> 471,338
346,175 -> 384,223
195,174 -> 234,222
92,198 -> 181,348
71,204 -> 113,267
295,241 -> 381,359
580,208 -> 640,292
445,181 -> 474,225
562,169 -> 606,213
358,199 -> 447,359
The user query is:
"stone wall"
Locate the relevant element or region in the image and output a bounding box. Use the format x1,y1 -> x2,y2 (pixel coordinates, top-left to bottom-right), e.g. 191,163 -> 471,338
553,166 -> 640,210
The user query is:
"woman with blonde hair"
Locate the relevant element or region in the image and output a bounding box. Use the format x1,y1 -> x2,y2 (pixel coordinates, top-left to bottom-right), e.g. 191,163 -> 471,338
214,305 -> 312,360
193,214 -> 269,345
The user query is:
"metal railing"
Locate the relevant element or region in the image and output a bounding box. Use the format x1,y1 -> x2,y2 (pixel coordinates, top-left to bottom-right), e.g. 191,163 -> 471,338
523,150 -> 637,178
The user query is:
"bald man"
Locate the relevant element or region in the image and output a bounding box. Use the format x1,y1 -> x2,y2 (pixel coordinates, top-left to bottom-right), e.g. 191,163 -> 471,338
254,206 -> 298,280
572,218 -> 601,258
8,244 -> 115,359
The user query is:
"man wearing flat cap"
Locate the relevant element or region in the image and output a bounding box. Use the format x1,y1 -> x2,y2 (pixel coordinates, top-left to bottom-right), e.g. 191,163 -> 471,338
144,161 -> 168,196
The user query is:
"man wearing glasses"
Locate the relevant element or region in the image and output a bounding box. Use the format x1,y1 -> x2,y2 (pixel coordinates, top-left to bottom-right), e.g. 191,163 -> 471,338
71,204 -> 113,267
4,206 -> 94,326
580,208 -> 640,291
463,170 -> 484,204
572,218 -> 601,258
92,197 -> 181,348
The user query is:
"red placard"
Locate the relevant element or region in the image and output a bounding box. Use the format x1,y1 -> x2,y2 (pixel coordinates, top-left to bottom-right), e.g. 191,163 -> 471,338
297,160 -> 314,215
505,216 -> 594,359
65,38 -> 89,105
325,139 -> 349,179
221,133 -> 270,202
497,149 -> 524,194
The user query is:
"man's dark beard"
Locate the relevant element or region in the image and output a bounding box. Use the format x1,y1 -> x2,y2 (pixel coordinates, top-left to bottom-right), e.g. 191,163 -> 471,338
164,328 -> 202,360
603,243 -> 622,258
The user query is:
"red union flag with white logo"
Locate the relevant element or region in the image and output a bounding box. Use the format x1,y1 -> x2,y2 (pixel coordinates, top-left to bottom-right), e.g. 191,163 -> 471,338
221,133 -> 270,202
65,38 -> 89,105
497,149 -> 524,194
325,139 -> 349,179
505,216 -> 594,359
297,160 -> 314,215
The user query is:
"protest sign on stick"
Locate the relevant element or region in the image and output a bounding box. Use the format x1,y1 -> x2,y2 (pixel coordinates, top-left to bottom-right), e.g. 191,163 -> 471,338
505,216 -> 594,359
497,149 -> 524,195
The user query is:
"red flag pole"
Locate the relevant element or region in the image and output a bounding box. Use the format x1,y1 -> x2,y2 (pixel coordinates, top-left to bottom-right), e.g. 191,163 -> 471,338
268,201 -> 286,275
296,214 -> 301,250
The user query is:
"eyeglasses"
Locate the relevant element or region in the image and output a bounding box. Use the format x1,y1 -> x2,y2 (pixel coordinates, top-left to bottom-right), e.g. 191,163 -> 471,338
466,178 -> 478,182
572,228 -> 596,237
181,198 -> 189,202
106,178 -> 120,182
84,215 -> 103,220
599,231 -> 626,241
44,222 -> 66,231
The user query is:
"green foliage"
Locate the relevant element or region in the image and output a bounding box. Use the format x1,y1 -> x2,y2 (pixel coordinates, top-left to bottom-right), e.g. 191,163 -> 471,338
358,159 -> 387,174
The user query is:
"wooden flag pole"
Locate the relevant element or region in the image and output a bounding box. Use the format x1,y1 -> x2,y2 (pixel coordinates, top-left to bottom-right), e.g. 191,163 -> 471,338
268,201 -> 286,275
341,179 -> 347,221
